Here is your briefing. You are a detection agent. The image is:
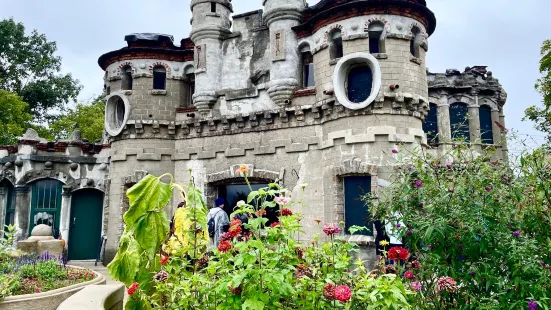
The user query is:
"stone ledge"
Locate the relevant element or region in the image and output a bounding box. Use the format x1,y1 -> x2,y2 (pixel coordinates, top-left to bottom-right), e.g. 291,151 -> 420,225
57,284 -> 124,310
150,89 -> 167,96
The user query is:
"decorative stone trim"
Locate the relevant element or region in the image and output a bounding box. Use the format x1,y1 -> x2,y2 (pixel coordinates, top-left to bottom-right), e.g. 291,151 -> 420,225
373,53 -> 388,59
323,24 -> 344,44
364,17 -> 391,33
148,62 -> 171,76
116,61 -> 136,75
17,169 -> 75,187
410,56 -> 422,65
293,88 -> 316,97
342,33 -> 369,41
150,90 -> 168,96
0,169 -> 16,185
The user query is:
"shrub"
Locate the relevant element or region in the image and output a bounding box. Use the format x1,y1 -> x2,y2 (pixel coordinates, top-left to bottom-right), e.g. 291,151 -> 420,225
371,145 -> 551,309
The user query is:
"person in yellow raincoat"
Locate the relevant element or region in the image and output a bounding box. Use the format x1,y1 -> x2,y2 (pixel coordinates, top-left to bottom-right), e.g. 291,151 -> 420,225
164,201 -> 210,256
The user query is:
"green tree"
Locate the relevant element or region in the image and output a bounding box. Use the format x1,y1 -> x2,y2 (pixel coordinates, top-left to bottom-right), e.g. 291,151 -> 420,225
0,90 -> 32,145
525,39 -> 551,144
50,100 -> 105,142
0,18 -> 81,124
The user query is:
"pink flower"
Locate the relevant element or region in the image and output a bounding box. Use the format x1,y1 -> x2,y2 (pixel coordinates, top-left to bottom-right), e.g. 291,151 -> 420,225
410,282 -> 422,291
404,271 -> 414,280
323,223 -> 342,236
436,276 -> 457,293
392,148 -> 399,154
334,285 -> 352,302
235,165 -> 249,175
314,218 -> 321,224
274,196 -> 291,205
414,180 -> 423,188
270,222 -> 280,228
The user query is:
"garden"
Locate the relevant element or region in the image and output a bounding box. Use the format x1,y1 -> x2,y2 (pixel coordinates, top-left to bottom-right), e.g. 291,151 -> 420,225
106,144 -> 551,310
0,225 -> 97,301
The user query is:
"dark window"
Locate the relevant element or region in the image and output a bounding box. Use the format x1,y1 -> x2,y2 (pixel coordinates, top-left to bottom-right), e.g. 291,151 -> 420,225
344,176 -> 372,236
219,183 -> 278,226
211,2 -> 216,13
450,103 -> 470,142
369,38 -> 380,54
479,105 -> 494,144
29,179 -> 62,234
347,66 -> 373,103
423,103 -> 439,144
153,66 -> 166,90
302,52 -> 315,88
368,22 -> 385,54
185,73 -> 195,107
2,180 -> 15,228
121,66 -> 133,90
329,30 -> 343,60
115,98 -> 125,127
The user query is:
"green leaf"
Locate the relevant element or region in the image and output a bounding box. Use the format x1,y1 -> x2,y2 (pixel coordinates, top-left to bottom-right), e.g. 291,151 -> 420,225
124,175 -> 172,229
134,211 -> 170,257
125,296 -> 152,310
247,191 -> 259,203
107,233 -> 140,286
243,299 -> 265,310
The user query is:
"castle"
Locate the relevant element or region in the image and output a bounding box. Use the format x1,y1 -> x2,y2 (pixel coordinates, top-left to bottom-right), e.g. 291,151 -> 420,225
0,0 -> 508,264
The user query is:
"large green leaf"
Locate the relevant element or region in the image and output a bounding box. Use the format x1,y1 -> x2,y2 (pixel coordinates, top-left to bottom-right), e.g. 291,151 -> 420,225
135,211 -> 170,257
243,299 -> 265,310
107,233 -> 140,286
124,175 -> 172,229
125,296 -> 152,310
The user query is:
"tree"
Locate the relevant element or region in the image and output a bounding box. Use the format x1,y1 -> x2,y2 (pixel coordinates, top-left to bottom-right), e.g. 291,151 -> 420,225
50,100 -> 105,142
0,90 -> 32,145
0,18 -> 81,124
525,39 -> 551,144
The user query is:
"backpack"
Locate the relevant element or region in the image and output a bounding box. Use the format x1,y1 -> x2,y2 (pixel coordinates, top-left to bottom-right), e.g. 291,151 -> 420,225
208,209 -> 222,238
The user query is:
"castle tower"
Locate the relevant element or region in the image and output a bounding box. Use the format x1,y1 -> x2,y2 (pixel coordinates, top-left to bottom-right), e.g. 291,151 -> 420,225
189,0 -> 233,114
263,0 -> 306,106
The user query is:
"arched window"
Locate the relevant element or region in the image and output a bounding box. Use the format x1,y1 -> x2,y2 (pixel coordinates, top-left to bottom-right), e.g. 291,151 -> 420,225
346,66 -> 373,103
410,26 -> 422,58
121,66 -> 133,90
479,105 -> 494,144
329,29 -> 343,60
299,43 -> 315,88
368,22 -> 385,54
423,103 -> 439,144
450,103 -> 470,142
29,179 -> 63,235
1,179 -> 15,227
153,66 -> 167,90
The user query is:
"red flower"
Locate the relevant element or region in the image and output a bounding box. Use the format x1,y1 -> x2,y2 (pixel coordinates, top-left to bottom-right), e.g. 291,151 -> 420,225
280,208 -> 293,216
411,261 -> 421,269
323,283 -> 336,300
228,225 -> 242,238
230,219 -> 242,227
127,282 -> 139,295
404,271 -> 414,280
270,222 -> 280,228
334,285 -> 352,302
388,247 -> 410,262
160,255 -> 169,265
255,210 -> 266,217
218,241 -> 233,253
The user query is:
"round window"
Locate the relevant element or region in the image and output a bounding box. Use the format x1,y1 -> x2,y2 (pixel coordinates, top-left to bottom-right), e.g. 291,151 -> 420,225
105,94 -> 129,136
333,52 -> 381,110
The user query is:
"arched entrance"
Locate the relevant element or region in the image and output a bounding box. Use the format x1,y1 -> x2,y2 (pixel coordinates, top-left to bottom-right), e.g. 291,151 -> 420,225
29,179 -> 63,236
1,179 -> 15,227
69,189 -> 104,260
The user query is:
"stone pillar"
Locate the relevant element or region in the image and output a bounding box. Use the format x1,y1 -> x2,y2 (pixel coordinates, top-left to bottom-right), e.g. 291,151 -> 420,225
437,96 -> 451,143
499,107 -> 509,162
59,185 -> 73,246
468,106 -> 481,146
0,187 -> 6,237
14,185 -> 31,239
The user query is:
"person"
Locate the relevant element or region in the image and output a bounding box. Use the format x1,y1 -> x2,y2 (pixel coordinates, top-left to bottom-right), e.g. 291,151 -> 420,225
207,198 -> 229,247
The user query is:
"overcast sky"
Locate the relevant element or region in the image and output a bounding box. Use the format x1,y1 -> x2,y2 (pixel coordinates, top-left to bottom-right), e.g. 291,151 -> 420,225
1,0 -> 549,148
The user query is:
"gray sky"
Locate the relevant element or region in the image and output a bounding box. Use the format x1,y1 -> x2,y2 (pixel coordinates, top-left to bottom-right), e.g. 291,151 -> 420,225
1,0 -> 549,147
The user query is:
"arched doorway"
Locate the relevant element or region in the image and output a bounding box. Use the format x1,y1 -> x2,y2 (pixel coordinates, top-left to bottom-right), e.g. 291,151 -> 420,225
29,179 -> 63,236
69,189 -> 104,260
1,179 -> 15,228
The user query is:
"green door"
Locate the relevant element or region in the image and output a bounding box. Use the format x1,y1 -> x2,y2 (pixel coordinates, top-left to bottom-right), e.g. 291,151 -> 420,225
69,189 -> 104,260
29,179 -> 63,235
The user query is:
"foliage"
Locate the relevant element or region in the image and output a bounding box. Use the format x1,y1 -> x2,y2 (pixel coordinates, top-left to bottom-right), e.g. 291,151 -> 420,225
49,100 -> 105,142
0,18 -> 81,124
0,90 -> 32,145
525,39 -> 551,144
108,171 -> 414,309
371,145 -> 551,309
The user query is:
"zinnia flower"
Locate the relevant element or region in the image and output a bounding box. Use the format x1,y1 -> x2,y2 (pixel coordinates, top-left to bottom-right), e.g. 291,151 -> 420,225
274,196 -> 291,205
410,261 -> 421,268
323,223 -> 342,236
334,285 -> 352,302
388,247 -> 410,262
228,225 -> 242,238
235,165 -> 249,174
270,222 -> 280,228
414,180 -> 423,188
513,231 -> 521,237
127,282 -> 139,295
323,283 -> 335,300
160,255 -> 169,265
404,271 -> 414,280
436,276 -> 457,293
528,300 -> 538,310
485,186 -> 492,192
314,218 -> 321,224
280,208 -> 293,216
154,270 -> 168,282
392,148 -> 399,154
410,282 -> 422,291
230,219 -> 242,227
218,241 -> 232,253
255,210 -> 266,217
379,240 -> 390,247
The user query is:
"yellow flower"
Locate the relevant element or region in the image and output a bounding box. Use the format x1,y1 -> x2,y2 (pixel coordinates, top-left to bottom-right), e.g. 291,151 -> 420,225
379,240 -> 390,247
339,221 -> 345,226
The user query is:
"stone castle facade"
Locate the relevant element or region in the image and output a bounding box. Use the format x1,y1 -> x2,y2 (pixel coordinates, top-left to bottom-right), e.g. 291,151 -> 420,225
0,0 -> 508,264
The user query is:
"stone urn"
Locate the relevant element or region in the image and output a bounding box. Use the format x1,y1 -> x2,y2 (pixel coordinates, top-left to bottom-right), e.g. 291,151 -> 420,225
16,224 -> 64,258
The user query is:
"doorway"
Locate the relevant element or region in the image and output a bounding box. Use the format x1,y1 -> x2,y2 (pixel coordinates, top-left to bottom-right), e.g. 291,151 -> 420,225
68,189 -> 104,260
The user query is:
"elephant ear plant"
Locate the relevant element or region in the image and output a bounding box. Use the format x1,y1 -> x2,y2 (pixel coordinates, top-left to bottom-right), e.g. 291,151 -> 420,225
108,169 -> 415,310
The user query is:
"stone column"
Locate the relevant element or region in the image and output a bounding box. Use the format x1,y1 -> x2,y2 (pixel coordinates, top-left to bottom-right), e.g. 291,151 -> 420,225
499,107 -> 509,162
437,95 -> 451,143
0,187 -> 6,237
59,186 -> 73,246
468,105 -> 481,146
14,185 -> 31,239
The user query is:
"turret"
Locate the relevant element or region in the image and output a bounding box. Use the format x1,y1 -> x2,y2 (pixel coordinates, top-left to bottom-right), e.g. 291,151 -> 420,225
263,0 -> 306,106
190,0 -> 233,115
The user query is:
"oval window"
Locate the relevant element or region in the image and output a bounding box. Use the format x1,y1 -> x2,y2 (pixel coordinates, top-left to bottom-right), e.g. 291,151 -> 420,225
115,98 -> 125,128
105,94 -> 129,136
346,66 -> 373,103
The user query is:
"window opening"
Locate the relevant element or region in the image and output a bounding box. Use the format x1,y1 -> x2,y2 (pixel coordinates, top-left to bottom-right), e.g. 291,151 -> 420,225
450,103 -> 470,142
479,105 -> 494,144
121,66 -> 133,90
346,66 -> 373,103
302,52 -> 315,88
153,66 -> 167,90
344,176 -> 372,236
329,30 -> 343,60
423,103 -> 439,144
